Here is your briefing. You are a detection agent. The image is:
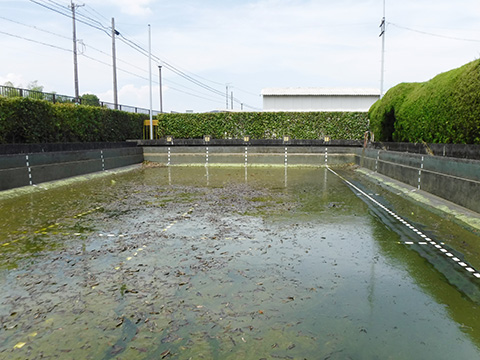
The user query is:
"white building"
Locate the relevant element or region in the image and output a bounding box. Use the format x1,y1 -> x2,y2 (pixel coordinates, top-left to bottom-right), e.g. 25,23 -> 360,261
261,87 -> 380,112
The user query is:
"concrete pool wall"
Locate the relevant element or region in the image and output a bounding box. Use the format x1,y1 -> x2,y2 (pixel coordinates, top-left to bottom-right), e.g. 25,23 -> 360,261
142,140 -> 480,214
1,140 -> 479,214
0,142 -> 143,191
356,147 -> 480,213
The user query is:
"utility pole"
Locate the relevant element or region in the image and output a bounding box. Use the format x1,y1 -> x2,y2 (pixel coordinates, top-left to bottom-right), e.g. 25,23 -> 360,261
158,65 -> 163,113
112,18 -> 119,110
231,91 -> 234,110
379,0 -> 386,98
71,0 -> 81,103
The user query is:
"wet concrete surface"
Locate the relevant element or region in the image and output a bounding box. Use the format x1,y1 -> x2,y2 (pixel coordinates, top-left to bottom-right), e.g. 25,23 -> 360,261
1,165 -> 480,359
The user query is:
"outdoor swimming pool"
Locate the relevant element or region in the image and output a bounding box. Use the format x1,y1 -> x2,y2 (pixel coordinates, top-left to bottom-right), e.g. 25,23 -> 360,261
1,166 -> 479,359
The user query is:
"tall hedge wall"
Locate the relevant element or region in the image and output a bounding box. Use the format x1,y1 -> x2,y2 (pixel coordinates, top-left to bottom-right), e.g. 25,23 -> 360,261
0,97 -> 369,143
0,97 -> 146,143
157,112 -> 369,140
369,60 -> 480,144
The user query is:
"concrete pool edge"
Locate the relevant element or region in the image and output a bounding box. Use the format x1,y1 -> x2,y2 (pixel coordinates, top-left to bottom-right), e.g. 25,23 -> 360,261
0,164 -> 141,201
1,141 -> 480,218
355,167 -> 480,233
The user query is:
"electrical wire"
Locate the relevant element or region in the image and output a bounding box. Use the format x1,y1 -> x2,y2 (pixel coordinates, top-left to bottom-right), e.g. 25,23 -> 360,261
0,29 -> 71,52
27,0 -> 261,110
29,0 -> 111,36
0,15 -> 71,40
388,22 -> 480,43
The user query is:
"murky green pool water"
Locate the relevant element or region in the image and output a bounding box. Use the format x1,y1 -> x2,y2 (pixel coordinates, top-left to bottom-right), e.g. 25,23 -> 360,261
1,166 -> 480,359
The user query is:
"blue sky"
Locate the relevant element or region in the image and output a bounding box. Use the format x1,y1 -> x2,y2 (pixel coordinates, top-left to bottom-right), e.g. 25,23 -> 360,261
1,0 -> 479,112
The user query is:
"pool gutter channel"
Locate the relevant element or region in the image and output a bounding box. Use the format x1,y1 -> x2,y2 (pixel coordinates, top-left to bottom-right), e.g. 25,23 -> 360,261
327,166 -> 480,284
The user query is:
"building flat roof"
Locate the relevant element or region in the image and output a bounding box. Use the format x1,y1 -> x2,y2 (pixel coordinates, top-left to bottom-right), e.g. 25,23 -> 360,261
261,87 -> 381,96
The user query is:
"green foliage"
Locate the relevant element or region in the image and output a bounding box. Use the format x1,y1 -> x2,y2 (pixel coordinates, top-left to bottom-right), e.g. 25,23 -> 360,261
369,60 -> 480,144
0,97 -> 145,143
81,93 -> 101,107
157,112 -> 369,140
27,81 -> 44,92
0,97 -> 369,144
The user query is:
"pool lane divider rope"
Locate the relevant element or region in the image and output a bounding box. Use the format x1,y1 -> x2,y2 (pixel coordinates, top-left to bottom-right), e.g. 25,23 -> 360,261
327,166 -> 480,279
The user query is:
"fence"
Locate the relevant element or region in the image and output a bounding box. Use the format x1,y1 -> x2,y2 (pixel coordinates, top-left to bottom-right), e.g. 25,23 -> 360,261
0,85 -> 160,116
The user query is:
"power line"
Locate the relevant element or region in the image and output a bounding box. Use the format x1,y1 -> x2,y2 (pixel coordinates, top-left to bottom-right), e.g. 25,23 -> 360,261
27,0 -> 260,110
0,15 -> 71,40
388,22 -> 480,43
0,29 -> 71,52
0,21 -> 225,104
30,0 -> 111,36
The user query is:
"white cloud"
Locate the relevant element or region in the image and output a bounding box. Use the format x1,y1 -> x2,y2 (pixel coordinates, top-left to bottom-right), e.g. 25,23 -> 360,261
0,73 -> 29,88
2,0 -> 480,113
101,0 -> 153,17
96,83 -> 162,110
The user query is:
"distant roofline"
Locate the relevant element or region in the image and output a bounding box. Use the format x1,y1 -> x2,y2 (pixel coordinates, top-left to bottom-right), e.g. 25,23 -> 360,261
261,87 -> 381,96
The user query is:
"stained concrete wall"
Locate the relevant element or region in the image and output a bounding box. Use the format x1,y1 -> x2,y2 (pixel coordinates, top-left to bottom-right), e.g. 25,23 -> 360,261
144,142 -> 480,214
356,148 -> 480,213
2,140 -> 479,216
0,145 -> 143,191
143,146 -> 357,167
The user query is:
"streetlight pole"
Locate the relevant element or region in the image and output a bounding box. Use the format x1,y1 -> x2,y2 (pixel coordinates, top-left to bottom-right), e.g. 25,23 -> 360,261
158,65 -> 163,113
148,24 -> 153,140
226,84 -> 229,110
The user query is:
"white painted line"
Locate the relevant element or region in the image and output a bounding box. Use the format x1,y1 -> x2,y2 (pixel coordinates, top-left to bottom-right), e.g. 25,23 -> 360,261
326,166 -> 480,279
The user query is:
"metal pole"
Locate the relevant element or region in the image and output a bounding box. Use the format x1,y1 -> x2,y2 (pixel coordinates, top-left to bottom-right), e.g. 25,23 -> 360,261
71,1 -> 79,103
226,84 -> 229,110
112,18 -> 118,110
380,0 -> 386,98
158,65 -> 163,113
231,91 -> 233,110
148,24 -> 153,140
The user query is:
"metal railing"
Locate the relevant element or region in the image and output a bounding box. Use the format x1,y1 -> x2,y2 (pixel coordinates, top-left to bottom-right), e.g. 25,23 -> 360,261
0,85 -> 160,116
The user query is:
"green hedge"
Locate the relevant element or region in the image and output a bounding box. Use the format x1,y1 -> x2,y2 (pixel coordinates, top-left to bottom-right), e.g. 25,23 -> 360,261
369,60 -> 480,144
0,97 -> 370,143
157,112 -> 369,140
0,97 -> 146,143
